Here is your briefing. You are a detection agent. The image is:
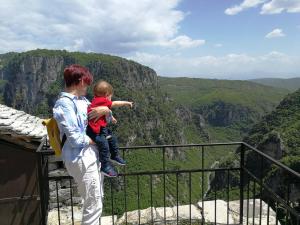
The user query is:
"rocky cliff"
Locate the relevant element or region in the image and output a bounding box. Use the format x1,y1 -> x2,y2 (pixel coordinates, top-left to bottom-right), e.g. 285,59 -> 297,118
3,51 -> 156,113
208,89 -> 300,205
4,54 -> 65,112
195,101 -> 256,127
243,89 -> 300,203
244,89 -> 300,172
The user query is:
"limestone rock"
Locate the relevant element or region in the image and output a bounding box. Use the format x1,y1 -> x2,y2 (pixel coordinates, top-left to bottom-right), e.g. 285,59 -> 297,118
47,206 -> 117,225
171,204 -> 202,220
155,207 -> 175,221
46,199 -> 281,225
197,200 -> 235,224
229,199 -> 279,225
117,207 -> 157,225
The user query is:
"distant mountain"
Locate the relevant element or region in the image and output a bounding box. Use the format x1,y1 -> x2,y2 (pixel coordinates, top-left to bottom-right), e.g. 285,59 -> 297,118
250,77 -> 300,91
159,76 -> 289,141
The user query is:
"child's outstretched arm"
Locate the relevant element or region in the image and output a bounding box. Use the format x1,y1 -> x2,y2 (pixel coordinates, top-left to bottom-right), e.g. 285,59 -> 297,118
111,101 -> 133,108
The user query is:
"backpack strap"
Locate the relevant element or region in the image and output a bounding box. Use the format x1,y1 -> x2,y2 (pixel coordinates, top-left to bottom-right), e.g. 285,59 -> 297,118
60,95 -> 78,115
61,133 -> 67,149
58,95 -> 79,149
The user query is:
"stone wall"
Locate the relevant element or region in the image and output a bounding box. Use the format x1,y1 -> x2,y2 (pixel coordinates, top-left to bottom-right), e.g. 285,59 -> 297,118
47,156 -> 82,210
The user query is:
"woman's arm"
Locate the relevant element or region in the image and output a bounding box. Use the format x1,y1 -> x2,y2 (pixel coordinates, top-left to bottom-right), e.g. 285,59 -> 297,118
54,102 -> 91,148
88,106 -> 111,122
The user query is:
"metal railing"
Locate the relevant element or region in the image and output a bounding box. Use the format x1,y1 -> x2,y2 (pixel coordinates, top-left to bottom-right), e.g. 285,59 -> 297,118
36,140 -> 300,225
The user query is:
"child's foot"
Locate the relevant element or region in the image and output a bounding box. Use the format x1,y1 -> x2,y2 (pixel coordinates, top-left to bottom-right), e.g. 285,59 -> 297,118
101,164 -> 118,177
110,155 -> 126,166
106,135 -> 112,140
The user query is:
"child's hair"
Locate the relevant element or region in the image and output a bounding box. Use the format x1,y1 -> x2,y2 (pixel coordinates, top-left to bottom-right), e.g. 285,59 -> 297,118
93,80 -> 113,97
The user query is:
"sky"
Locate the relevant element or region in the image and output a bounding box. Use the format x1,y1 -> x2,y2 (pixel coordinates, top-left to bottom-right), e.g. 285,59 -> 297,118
0,0 -> 300,79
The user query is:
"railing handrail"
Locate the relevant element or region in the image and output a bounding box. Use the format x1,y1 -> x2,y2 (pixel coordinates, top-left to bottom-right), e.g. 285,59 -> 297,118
36,138 -> 300,179
119,142 -> 243,149
48,167 -> 241,180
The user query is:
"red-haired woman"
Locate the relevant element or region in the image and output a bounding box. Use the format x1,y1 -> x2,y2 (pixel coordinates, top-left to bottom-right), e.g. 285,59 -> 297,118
53,64 -> 109,225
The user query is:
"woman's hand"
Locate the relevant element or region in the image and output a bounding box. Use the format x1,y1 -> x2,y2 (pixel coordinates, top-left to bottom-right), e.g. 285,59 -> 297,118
89,138 -> 96,145
88,106 -> 110,122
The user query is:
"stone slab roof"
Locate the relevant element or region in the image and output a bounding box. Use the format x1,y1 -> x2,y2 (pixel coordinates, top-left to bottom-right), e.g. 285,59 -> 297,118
0,104 -> 46,148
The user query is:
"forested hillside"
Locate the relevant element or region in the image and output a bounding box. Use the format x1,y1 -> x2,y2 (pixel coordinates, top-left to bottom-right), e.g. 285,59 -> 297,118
159,76 -> 289,142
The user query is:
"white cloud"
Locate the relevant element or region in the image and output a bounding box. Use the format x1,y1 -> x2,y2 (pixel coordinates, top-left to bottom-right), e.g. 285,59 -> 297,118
214,43 -> 223,48
0,0 -> 203,53
118,34 -> 205,49
128,51 -> 300,79
261,0 -> 300,14
225,0 -> 300,15
265,28 -> 286,38
160,35 -> 205,48
225,0 -> 267,15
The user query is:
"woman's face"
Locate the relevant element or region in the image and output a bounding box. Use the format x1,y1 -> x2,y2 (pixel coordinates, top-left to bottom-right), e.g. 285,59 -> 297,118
78,79 -> 89,96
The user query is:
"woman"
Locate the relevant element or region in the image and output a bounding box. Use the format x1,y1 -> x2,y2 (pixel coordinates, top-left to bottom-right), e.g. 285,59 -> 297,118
53,64 -> 110,225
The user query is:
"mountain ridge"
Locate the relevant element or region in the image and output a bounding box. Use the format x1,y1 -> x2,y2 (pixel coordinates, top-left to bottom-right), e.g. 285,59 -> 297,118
249,77 -> 300,91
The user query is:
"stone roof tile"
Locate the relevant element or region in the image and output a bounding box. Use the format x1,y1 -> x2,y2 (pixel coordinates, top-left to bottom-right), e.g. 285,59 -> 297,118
0,104 -> 47,143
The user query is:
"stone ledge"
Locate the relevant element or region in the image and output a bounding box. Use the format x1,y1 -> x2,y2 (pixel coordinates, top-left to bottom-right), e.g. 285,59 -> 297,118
47,199 -> 280,225
47,206 -> 117,225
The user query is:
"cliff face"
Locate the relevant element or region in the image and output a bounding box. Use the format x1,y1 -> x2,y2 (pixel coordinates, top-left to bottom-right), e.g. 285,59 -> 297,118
196,101 -> 255,127
170,101 -> 258,143
244,89 -> 300,156
243,90 -> 300,202
209,89 -> 300,203
1,50 -> 183,147
3,52 -> 157,113
4,55 -> 65,112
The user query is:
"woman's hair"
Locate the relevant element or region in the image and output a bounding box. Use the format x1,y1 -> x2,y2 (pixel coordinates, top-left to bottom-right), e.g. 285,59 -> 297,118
63,64 -> 93,87
93,80 -> 113,97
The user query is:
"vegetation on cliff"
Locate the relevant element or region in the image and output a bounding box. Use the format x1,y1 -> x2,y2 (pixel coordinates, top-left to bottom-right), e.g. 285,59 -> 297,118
159,76 -> 289,141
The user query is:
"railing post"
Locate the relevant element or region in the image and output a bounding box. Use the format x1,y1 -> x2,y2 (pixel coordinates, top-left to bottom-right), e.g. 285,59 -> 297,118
37,150 -> 46,225
162,147 -> 166,225
240,143 -> 245,224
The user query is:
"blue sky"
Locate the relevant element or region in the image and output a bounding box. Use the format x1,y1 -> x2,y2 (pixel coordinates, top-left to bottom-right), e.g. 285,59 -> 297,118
177,0 -> 300,56
179,1 -> 298,54
0,0 -> 299,79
